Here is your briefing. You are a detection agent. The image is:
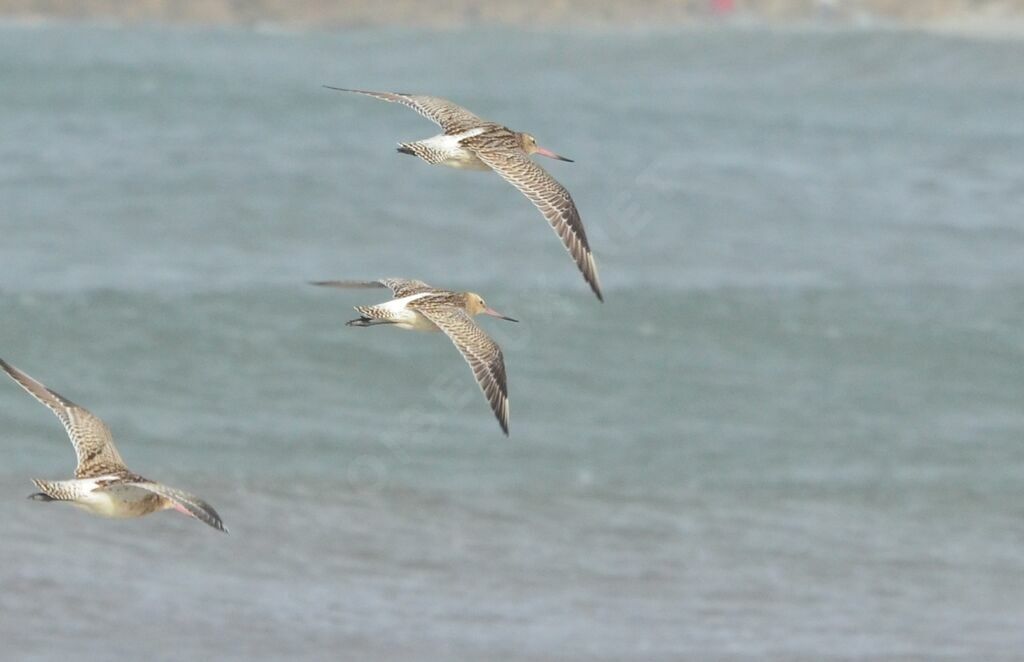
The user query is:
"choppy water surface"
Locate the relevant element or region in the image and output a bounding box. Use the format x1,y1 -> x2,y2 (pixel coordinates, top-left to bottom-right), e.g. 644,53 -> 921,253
0,22 -> 1023,660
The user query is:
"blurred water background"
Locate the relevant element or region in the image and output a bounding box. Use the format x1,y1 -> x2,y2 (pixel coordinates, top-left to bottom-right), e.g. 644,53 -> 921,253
0,21 -> 1022,660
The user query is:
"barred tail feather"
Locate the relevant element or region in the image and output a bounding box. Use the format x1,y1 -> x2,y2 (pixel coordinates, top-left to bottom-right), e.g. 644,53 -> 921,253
346,305 -> 396,327
354,305 -> 377,317
29,479 -> 62,501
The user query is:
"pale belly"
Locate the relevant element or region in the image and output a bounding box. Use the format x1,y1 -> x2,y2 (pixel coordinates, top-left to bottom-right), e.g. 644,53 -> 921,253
72,483 -> 165,519
440,150 -> 491,171
377,293 -> 443,331
394,310 -> 441,331
417,132 -> 492,171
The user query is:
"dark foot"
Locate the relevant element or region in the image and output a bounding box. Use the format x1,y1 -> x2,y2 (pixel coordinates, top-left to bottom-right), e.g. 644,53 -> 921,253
396,145 -> 415,156
27,492 -> 55,502
347,317 -> 393,327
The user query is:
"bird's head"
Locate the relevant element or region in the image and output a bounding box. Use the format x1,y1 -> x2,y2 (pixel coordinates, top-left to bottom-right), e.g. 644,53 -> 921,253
464,293 -> 518,322
518,133 -> 573,162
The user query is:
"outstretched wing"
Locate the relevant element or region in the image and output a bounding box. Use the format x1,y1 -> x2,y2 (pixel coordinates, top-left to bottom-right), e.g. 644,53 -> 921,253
311,279 -> 434,299
0,359 -> 128,478
413,306 -> 509,436
129,481 -> 228,533
324,87 -> 486,135
467,145 -> 603,301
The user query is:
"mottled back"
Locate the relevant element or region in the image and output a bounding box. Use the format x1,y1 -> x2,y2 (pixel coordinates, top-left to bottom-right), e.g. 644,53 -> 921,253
412,304 -> 510,435
325,87 -> 487,135
0,360 -> 128,478
464,143 -> 603,301
311,279 -> 435,298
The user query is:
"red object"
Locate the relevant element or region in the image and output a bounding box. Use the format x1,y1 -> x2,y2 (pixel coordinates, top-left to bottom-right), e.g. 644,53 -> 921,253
711,0 -> 735,14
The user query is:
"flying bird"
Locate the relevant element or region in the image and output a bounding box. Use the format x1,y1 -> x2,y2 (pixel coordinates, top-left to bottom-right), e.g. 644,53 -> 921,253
324,86 -> 603,302
311,278 -> 517,435
0,359 -> 227,532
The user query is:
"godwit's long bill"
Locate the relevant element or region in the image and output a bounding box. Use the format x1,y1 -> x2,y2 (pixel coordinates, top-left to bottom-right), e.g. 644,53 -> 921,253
311,279 -> 516,435
0,359 -> 227,532
324,87 -> 603,302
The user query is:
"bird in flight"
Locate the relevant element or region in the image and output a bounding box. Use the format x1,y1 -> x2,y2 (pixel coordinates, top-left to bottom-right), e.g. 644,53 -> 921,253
311,278 -> 517,435
325,87 -> 603,302
0,359 -> 227,532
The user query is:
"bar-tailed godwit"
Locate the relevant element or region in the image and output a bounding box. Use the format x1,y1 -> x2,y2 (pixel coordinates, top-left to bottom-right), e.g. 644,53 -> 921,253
324,87 -> 604,302
311,278 -> 517,435
0,359 -> 227,532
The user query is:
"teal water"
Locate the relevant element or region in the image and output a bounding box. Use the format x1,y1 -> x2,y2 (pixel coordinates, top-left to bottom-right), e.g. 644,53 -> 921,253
1,22 -> 1023,660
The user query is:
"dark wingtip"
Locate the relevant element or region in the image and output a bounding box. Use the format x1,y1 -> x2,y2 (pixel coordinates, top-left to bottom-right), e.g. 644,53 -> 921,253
203,504 -> 229,533
499,408 -> 510,436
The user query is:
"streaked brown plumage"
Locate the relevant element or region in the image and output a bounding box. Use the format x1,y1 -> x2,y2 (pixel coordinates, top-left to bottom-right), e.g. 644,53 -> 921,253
0,359 -> 227,532
311,279 -> 516,435
324,87 -> 603,302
